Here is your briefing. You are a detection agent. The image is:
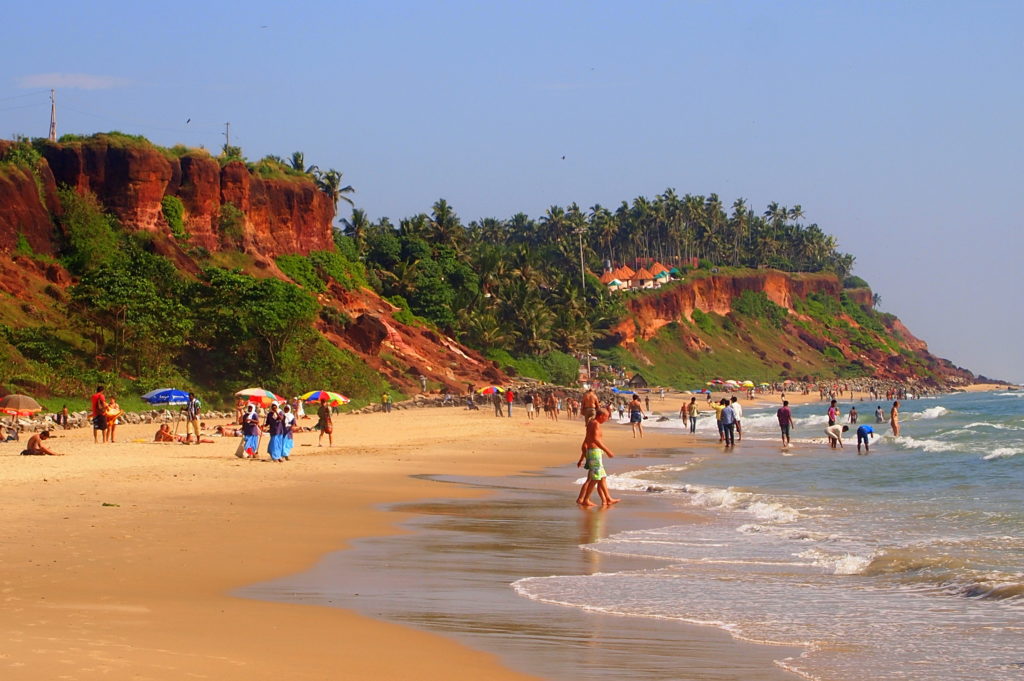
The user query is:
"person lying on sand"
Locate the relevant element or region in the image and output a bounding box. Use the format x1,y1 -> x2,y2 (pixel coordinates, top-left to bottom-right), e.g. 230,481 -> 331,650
21,430 -> 61,456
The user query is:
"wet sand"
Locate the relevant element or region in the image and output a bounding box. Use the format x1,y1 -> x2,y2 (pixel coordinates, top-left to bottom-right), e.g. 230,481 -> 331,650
243,449 -> 803,681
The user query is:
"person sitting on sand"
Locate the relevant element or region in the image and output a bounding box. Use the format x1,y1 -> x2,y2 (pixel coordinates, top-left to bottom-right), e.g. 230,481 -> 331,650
576,408 -> 620,507
4,425 -> 18,442
154,424 -> 176,442
21,430 -> 61,456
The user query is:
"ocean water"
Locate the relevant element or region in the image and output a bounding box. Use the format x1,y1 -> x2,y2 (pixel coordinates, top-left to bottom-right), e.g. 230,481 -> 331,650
515,391 -> 1024,681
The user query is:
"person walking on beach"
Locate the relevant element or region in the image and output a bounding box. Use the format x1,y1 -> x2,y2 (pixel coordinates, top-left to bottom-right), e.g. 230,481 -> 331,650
265,402 -> 286,461
721,400 -> 737,447
316,398 -> 334,447
492,391 -> 504,417
825,424 -> 849,449
856,424 -> 874,454
679,399 -> 689,427
546,393 -> 559,421
712,399 -> 728,443
105,396 -> 123,443
183,392 -> 202,444
576,408 -> 620,507
240,403 -> 261,458
505,388 -> 515,417
890,401 -> 901,436
281,403 -> 295,460
628,394 -> 646,438
581,388 -> 599,423
688,397 -> 698,433
730,396 -> 743,441
381,392 -> 392,413
59,404 -> 69,429
777,400 -> 794,447
90,385 -> 107,443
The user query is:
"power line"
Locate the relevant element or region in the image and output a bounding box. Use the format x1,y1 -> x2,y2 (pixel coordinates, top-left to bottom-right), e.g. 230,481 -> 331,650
0,89 -> 50,103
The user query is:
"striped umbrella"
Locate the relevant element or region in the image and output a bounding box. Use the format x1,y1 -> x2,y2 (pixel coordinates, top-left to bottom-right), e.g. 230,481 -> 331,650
476,386 -> 506,395
235,387 -> 285,406
299,390 -> 350,405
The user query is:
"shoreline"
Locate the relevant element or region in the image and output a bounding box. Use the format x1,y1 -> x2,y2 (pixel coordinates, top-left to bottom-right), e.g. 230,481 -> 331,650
3,390 -> 1005,679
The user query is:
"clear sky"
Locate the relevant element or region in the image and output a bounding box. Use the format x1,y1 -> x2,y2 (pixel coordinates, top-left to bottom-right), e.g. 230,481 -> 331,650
3,1 -> 1022,382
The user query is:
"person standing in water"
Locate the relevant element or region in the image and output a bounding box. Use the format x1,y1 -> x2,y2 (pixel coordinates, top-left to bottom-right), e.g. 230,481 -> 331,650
628,394 -> 646,438
856,424 -> 875,454
576,408 -> 620,507
890,400 -> 901,436
777,400 -> 794,447
875,405 -> 884,423
688,397 -> 699,433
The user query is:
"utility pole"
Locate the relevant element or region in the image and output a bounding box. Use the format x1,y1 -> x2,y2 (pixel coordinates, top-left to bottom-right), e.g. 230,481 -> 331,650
223,122 -> 231,149
577,227 -> 592,385
48,89 -> 57,142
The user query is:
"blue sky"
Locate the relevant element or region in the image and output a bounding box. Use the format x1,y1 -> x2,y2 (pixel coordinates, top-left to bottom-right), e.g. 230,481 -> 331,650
3,1 -> 1022,382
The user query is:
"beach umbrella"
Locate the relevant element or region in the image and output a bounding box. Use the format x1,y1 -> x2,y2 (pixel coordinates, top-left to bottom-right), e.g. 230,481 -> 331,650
235,387 -> 285,406
141,388 -> 190,405
742,380 -> 755,388
0,393 -> 42,417
299,390 -> 350,405
759,382 -> 770,387
476,386 -> 505,395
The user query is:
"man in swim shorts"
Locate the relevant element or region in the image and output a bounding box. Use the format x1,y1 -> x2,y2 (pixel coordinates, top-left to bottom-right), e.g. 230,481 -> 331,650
21,430 -> 61,456
856,424 -> 874,454
581,388 -> 599,423
576,408 -> 619,507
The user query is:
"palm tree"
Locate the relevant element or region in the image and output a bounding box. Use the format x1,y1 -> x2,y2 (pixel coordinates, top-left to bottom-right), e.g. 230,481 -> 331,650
340,208 -> 370,252
314,169 -> 355,208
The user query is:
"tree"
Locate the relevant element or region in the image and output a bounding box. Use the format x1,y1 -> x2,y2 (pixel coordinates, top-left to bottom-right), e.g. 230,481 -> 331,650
315,168 -> 355,207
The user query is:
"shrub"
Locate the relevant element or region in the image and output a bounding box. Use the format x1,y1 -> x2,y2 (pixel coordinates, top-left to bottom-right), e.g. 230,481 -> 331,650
218,203 -> 245,247
56,187 -> 120,275
540,350 -> 580,386
822,346 -> 845,362
161,195 -> 188,240
731,290 -> 788,328
843,275 -> 870,289
276,254 -> 325,292
691,308 -> 716,335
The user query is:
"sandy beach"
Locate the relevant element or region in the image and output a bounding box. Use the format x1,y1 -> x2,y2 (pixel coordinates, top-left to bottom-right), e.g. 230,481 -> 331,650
0,395 -> 819,681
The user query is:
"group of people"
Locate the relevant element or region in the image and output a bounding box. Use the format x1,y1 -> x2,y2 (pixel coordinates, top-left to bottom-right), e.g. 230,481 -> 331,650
89,386 -> 126,443
774,398 -> 902,454
576,389 -> 620,507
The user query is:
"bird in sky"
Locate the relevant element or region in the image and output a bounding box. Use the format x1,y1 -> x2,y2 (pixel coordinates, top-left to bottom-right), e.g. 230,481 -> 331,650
186,118 -> 191,124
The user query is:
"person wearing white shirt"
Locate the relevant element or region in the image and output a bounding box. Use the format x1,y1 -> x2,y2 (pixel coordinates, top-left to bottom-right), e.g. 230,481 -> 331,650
729,396 -> 744,441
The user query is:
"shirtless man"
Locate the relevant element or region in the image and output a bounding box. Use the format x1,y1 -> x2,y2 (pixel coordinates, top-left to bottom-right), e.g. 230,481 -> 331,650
21,430 -> 61,455
581,388 -> 600,423
576,408 -> 620,507
890,400 -> 901,436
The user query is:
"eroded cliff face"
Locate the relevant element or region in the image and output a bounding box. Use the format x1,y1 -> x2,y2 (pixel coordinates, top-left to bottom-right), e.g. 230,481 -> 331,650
611,272 -> 843,344
608,271 -> 974,385
0,136 -> 502,393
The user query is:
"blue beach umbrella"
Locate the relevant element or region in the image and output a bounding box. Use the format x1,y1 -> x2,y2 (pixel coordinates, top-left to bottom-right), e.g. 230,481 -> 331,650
141,388 -> 189,405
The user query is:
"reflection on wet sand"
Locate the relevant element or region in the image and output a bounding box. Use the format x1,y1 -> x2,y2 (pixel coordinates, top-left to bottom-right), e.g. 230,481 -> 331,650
241,463 -> 802,681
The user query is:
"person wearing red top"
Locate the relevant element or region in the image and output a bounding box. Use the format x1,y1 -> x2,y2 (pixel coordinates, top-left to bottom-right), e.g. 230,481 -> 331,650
777,400 -> 794,447
505,389 -> 515,417
90,386 -> 108,443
